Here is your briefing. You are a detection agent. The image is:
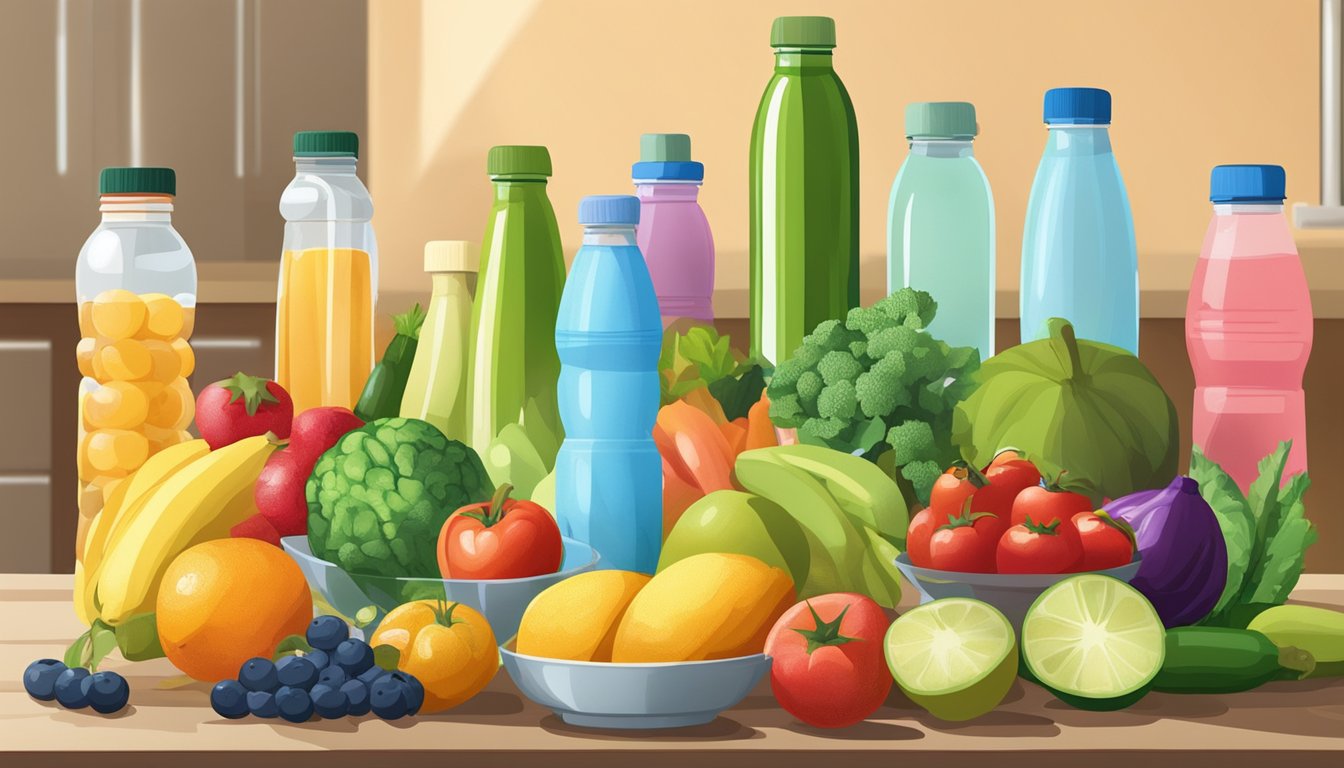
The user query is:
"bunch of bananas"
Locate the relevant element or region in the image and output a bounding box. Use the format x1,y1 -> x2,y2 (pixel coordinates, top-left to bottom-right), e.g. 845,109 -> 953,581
74,434 -> 277,633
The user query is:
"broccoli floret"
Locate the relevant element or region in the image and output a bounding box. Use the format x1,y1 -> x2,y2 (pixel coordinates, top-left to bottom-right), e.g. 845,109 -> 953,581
887,420 -> 937,466
849,339 -> 868,359
796,370 -> 824,408
801,416 -> 847,441
875,288 -> 937,329
900,459 -> 944,506
855,354 -> 909,418
771,344 -> 824,390
818,350 -> 863,386
769,393 -> 804,425
866,325 -> 920,359
804,319 -> 849,351
817,380 -> 858,421
846,305 -> 894,336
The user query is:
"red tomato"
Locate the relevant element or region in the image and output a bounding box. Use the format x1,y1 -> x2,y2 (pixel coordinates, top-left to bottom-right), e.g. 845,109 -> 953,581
929,465 -> 980,516
996,515 -> 1084,574
905,507 -> 940,568
983,452 -> 1042,498
927,509 -> 1001,573
764,593 -> 892,729
1072,511 -> 1136,571
194,372 -> 293,450
438,485 -> 563,580
1010,485 -> 1093,528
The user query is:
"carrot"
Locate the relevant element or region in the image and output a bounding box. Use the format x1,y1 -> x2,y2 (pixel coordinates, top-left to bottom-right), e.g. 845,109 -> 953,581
654,400 -> 735,495
745,390 -> 778,450
662,456 -> 703,539
681,386 -> 728,425
721,418 -> 749,457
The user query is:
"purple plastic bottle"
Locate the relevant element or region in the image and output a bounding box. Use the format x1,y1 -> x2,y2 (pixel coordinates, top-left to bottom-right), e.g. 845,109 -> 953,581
632,133 -> 715,325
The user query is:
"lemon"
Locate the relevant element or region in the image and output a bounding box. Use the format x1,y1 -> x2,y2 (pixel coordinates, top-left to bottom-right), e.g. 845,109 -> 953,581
884,598 -> 1017,721
516,570 -> 649,662
1021,574 -> 1165,711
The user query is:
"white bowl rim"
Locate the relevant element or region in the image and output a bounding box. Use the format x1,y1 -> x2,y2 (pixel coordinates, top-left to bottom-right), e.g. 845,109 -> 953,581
499,641 -> 772,671
280,535 -> 600,586
894,551 -> 1142,583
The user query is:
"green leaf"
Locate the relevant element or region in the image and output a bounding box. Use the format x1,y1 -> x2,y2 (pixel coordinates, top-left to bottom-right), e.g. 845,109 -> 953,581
114,612 -> 166,662
85,620 -> 118,672
707,364 -> 767,421
393,303 -> 427,340
372,644 -> 401,672
851,416 -> 889,456
354,605 -> 380,630
272,634 -> 313,659
1236,442 -> 1291,606
1246,471 -> 1315,605
64,630 -> 91,669
1190,447 -> 1255,616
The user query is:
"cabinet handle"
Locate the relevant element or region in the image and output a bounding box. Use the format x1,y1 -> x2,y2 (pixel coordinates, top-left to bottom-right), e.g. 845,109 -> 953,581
0,340 -> 53,352
191,338 -> 262,350
0,475 -> 51,486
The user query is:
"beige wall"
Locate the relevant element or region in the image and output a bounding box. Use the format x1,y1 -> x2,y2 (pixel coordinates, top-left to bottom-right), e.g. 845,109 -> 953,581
368,0 -> 1322,317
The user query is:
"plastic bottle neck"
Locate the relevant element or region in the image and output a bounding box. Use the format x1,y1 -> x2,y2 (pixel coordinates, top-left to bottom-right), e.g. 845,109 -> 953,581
294,156 -> 358,175
634,181 -> 701,200
429,270 -> 472,293
491,176 -> 550,201
773,49 -> 835,71
1044,124 -> 1113,155
1213,203 -> 1285,215
582,225 -> 638,246
909,139 -> 975,158
99,194 -> 175,223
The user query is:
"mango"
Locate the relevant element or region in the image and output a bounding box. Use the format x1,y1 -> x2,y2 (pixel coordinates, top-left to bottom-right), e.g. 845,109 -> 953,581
516,570 -> 649,662
658,490 -> 810,589
612,553 -> 794,662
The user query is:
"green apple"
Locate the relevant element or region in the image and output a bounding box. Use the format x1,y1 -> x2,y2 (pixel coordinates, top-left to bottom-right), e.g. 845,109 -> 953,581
658,490 -> 810,589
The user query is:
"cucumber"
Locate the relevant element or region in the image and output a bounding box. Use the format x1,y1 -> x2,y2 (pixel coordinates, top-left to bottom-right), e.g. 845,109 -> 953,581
1247,605 -> 1344,677
1152,627 -> 1313,693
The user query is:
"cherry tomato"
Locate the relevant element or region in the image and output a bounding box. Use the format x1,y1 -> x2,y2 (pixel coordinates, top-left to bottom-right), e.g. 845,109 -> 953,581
905,507 -> 941,568
983,452 -> 1042,498
929,465 -> 980,516
927,509 -> 1001,573
1010,485 -> 1093,528
1072,511 -> 1136,571
764,593 -> 892,729
996,515 -> 1084,574
438,484 -> 563,580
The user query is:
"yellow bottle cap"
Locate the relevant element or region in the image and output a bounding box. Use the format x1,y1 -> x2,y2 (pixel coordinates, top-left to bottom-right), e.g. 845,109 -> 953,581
423,240 -> 478,273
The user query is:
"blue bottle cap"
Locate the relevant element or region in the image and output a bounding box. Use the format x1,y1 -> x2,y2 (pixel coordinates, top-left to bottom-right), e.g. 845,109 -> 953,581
1210,164 -> 1286,203
1043,87 -> 1112,125
578,195 -> 641,226
632,133 -> 705,182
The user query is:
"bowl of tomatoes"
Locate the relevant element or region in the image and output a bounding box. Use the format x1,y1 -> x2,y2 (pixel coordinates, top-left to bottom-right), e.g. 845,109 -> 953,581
896,453 -> 1142,630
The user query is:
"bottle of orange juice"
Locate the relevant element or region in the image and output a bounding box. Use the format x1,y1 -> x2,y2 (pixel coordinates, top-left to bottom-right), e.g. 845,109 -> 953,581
275,131 -> 377,413
74,167 -> 198,555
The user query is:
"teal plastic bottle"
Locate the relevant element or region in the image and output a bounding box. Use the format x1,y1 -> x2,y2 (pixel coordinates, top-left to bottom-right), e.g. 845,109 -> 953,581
468,146 -> 566,473
750,16 -> 859,366
555,195 -> 663,574
887,102 -> 995,358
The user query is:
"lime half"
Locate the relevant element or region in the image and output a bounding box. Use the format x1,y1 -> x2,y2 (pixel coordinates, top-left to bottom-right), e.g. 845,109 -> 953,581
884,598 -> 1017,721
1022,574 -> 1165,711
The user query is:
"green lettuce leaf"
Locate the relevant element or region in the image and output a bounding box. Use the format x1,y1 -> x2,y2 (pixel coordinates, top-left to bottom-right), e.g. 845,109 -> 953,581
1246,471 -> 1315,605
1190,447 -> 1254,615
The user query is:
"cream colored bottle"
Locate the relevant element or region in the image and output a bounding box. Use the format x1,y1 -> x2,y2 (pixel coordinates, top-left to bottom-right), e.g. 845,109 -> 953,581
399,241 -> 478,440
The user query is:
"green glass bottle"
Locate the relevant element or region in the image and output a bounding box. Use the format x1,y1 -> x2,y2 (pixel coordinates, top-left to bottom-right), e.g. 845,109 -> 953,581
467,146 -> 566,478
750,16 -> 860,366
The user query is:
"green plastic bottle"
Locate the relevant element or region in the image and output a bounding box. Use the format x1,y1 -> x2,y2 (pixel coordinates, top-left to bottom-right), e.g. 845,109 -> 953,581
467,146 -> 566,481
750,16 -> 860,366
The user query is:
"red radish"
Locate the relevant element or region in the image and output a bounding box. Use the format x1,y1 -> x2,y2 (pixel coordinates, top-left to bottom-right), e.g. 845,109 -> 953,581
195,372 -> 293,450
254,450 -> 310,537
288,407 -> 364,467
231,513 -> 282,547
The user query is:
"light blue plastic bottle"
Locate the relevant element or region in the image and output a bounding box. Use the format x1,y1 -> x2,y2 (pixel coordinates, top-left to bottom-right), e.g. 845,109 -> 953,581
554,195 -> 664,574
1020,87 -> 1138,353
887,102 -> 994,358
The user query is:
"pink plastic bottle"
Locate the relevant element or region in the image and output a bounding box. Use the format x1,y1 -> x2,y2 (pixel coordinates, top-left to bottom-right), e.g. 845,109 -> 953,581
1186,165 -> 1313,490
633,133 -> 715,324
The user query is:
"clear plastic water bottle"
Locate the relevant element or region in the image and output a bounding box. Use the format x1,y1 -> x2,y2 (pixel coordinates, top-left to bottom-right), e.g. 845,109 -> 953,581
887,102 -> 994,358
1020,87 -> 1138,353
554,195 -> 663,574
1187,165 -> 1312,490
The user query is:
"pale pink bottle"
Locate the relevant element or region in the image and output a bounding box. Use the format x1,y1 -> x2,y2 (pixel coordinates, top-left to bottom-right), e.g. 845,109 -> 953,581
633,133 -> 714,324
1186,165 -> 1312,490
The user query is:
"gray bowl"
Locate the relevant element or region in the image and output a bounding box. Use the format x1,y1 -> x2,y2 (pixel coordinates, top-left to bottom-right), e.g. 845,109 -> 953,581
281,536 -> 599,641
894,553 -> 1142,631
499,641 -> 771,730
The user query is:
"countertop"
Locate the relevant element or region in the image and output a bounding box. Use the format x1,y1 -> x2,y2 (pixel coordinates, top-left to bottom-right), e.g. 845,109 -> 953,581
3,573 -> 1343,767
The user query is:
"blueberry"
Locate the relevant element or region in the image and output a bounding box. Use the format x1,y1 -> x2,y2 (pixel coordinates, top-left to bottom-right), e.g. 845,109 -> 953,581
306,616 -> 349,652
316,665 -> 347,689
305,649 -> 330,670
247,690 -> 279,718
333,639 -> 374,676
23,659 -> 67,701
275,655 -> 319,690
340,679 -> 370,716
275,685 -> 314,723
390,671 -> 424,716
357,665 -> 388,686
54,667 -> 91,709
309,683 -> 348,719
238,657 -> 278,693
369,675 -> 409,720
210,680 -> 249,719
86,671 -> 130,714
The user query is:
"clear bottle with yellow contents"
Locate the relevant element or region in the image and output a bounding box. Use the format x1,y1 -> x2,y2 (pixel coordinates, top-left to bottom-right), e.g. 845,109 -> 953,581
75,167 -> 197,554
275,130 -> 377,414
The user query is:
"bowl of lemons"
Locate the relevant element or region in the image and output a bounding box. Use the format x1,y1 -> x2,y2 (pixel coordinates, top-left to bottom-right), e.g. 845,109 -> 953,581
499,553 -> 792,729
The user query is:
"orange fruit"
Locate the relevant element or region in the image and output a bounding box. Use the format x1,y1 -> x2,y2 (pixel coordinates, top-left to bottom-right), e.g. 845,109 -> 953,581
156,538 -> 312,682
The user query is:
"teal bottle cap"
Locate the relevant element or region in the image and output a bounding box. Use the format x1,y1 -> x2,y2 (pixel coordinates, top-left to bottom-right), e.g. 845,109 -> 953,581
905,102 -> 978,139
487,145 -> 553,177
770,16 -> 836,49
293,131 -> 359,158
99,167 -> 176,196
640,133 -> 691,162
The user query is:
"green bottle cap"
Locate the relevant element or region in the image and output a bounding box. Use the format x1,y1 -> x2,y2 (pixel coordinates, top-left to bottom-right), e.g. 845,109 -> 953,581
99,167 -> 176,196
905,102 -> 979,139
639,134 -> 692,162
770,16 -> 836,49
487,145 -> 553,177
293,131 -> 359,158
